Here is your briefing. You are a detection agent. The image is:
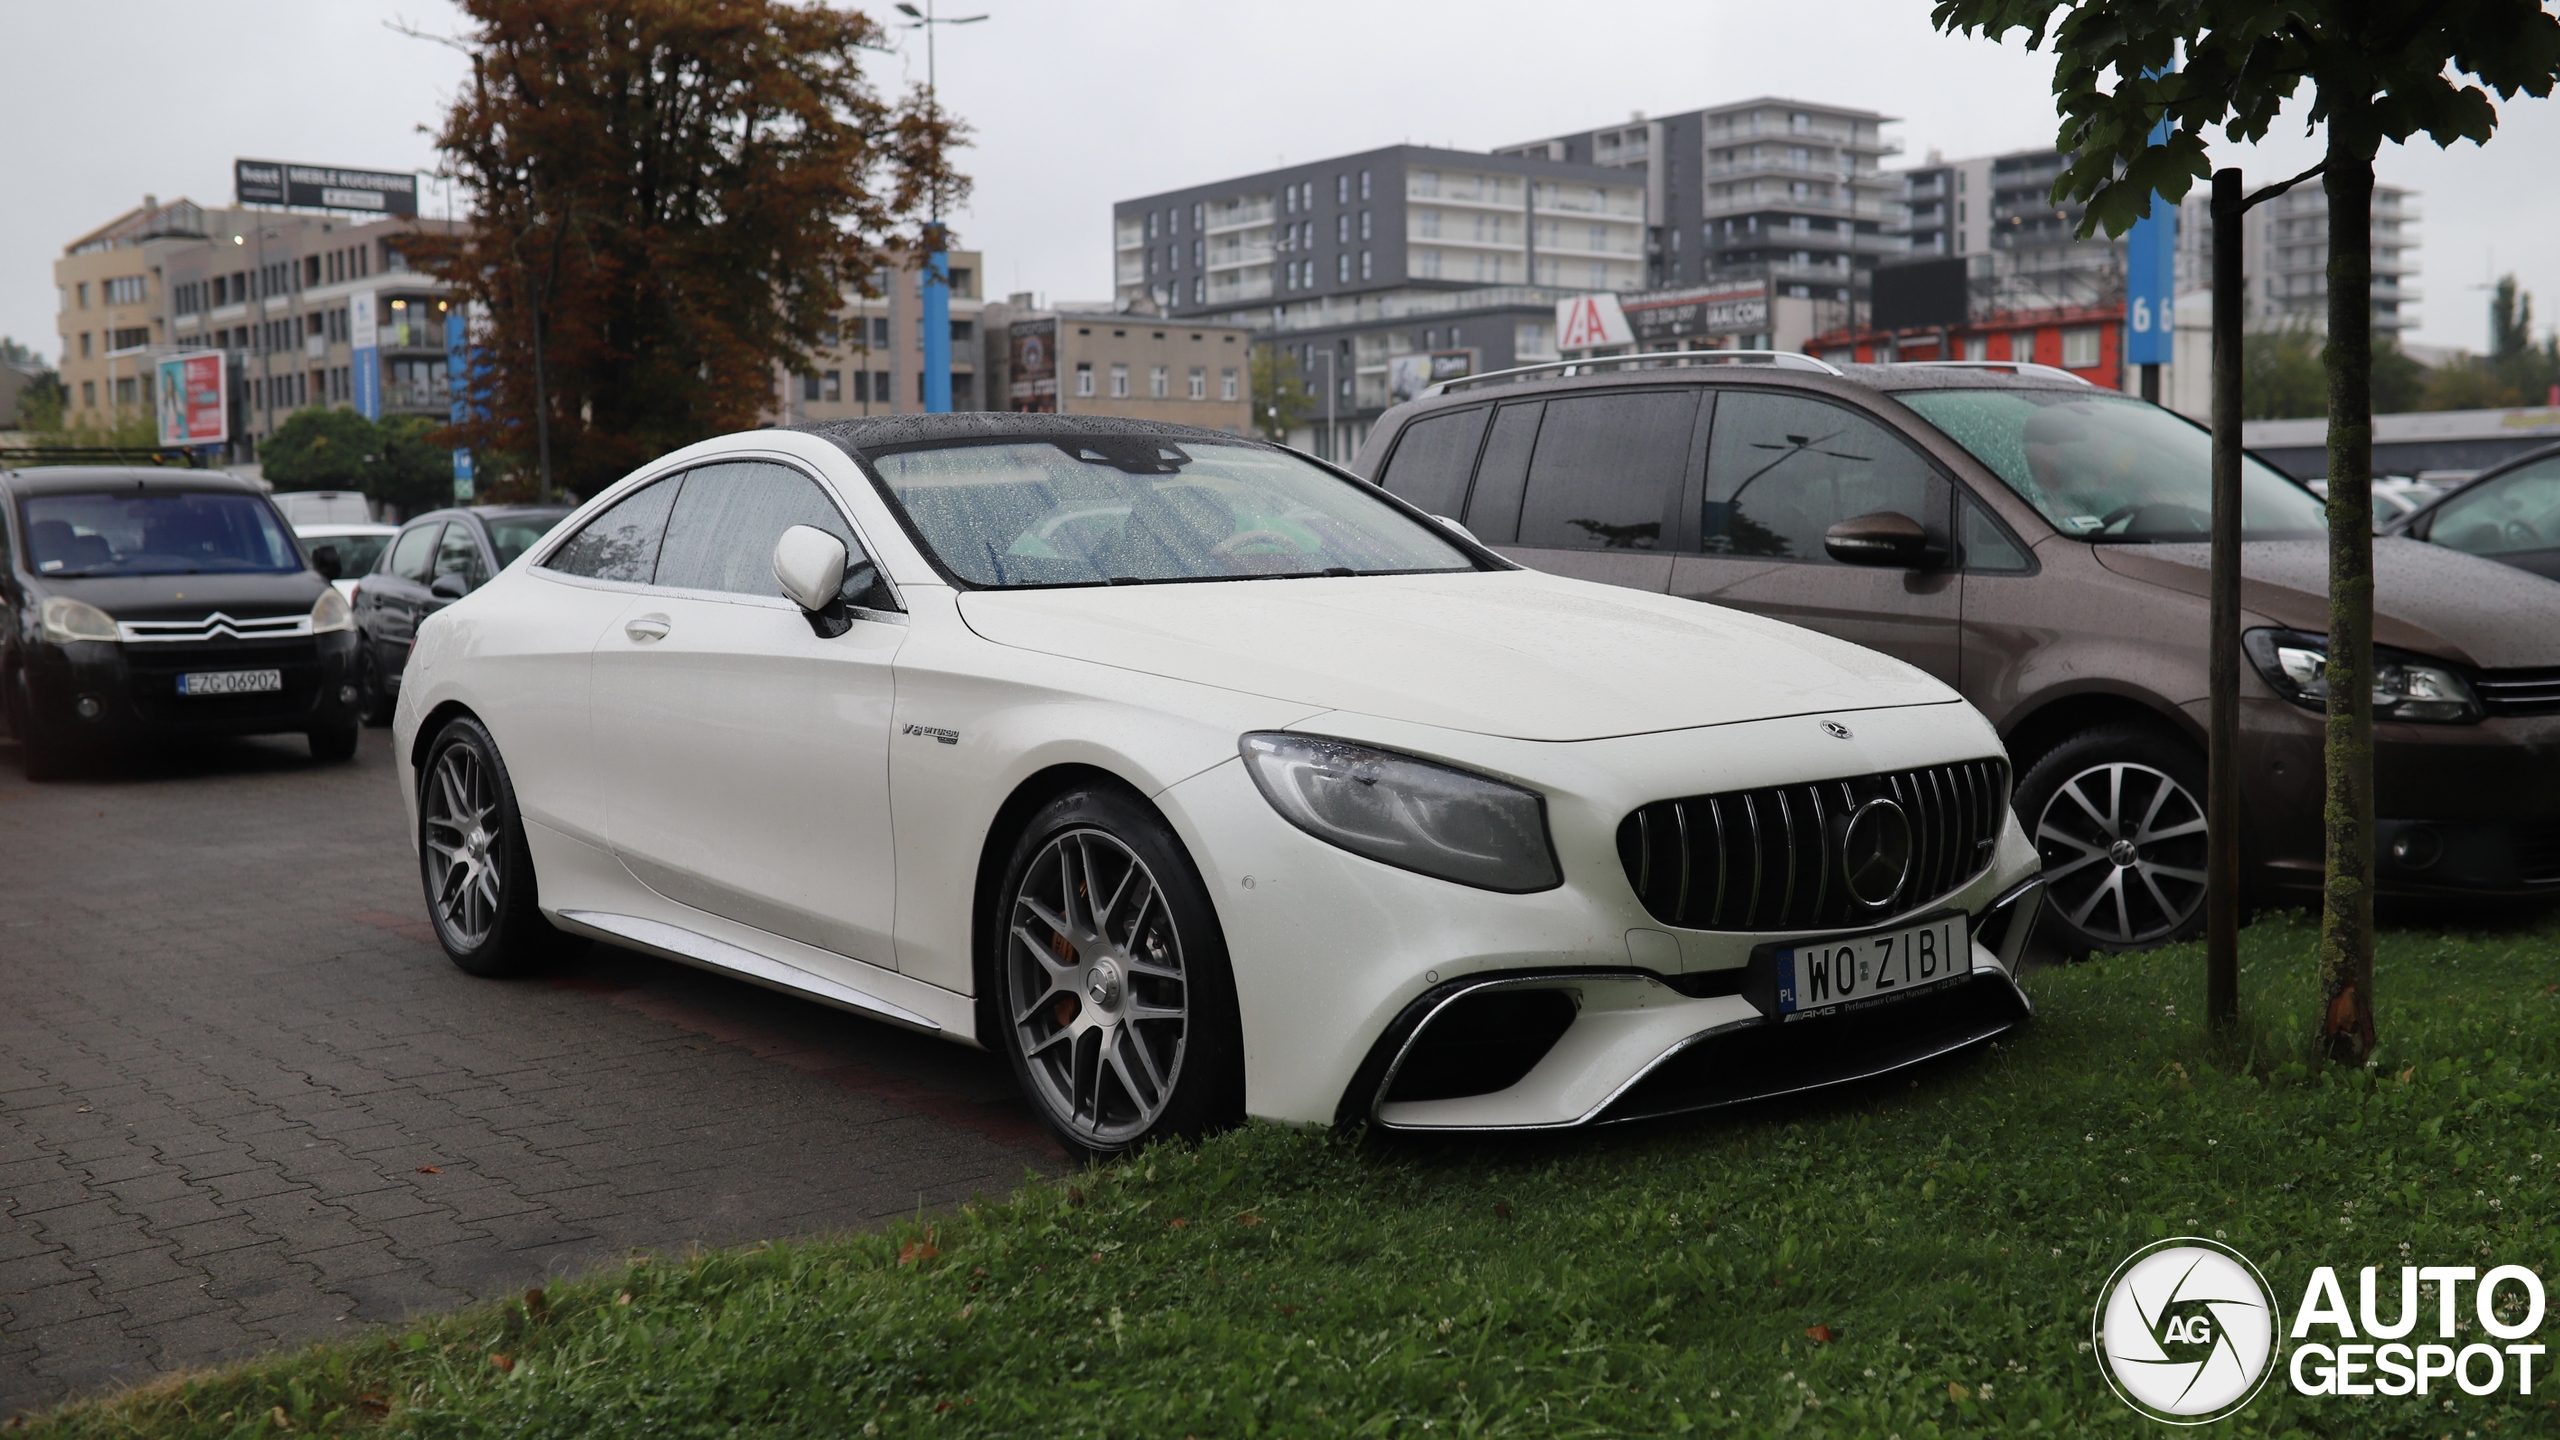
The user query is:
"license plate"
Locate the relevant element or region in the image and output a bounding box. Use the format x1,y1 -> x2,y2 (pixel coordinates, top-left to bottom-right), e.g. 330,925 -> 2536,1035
1755,913 -> 1970,1021
176,669 -> 283,696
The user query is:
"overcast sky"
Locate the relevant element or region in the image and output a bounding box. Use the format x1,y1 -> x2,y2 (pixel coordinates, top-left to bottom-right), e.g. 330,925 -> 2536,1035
6,0 -> 2556,363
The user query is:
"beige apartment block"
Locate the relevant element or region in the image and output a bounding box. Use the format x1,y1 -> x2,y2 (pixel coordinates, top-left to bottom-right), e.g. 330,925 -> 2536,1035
779,248 -> 989,421
981,299 -> 1252,433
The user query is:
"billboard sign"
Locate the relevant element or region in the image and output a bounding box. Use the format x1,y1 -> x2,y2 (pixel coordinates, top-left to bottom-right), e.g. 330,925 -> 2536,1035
155,352 -> 228,447
1556,293 -> 1634,351
349,293 -> 381,420
234,160 -> 419,217
1009,318 -> 1058,413
1871,257 -> 1970,332
1388,349 -> 1477,404
1622,283 -> 1770,344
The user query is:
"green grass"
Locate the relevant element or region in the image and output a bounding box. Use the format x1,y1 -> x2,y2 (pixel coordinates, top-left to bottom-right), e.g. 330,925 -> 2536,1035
20,906 -> 2560,1438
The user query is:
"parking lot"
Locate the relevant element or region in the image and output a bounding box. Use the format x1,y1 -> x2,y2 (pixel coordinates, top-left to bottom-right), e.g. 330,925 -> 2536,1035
0,729 -> 1064,1417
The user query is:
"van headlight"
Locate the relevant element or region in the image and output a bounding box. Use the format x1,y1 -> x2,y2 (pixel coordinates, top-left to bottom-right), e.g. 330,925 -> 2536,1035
311,588 -> 354,634
39,596 -> 120,644
2243,628 -> 2481,723
1240,732 -> 1560,892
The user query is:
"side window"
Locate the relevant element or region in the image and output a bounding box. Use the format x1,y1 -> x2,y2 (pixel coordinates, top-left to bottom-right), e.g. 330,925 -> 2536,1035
1701,391 -> 1950,561
1461,401 -> 1543,544
389,522 -> 440,582
545,478 -> 680,583
1514,390 -> 1699,551
1376,406 -> 1490,518
1958,494 -> 2030,572
433,524 -> 487,586
653,462 -> 873,601
2425,459 -> 2560,556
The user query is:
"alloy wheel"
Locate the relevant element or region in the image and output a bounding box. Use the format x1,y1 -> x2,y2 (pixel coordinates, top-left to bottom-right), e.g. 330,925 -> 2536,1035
2033,760 -> 2208,946
1008,827 -> 1190,1147
422,743 -> 505,950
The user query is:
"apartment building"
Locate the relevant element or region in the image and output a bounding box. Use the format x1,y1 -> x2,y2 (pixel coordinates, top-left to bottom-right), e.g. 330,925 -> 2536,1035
2193,183 -> 2421,338
1503,98 -> 1904,307
980,298 -> 1251,431
53,196 -> 462,457
779,248 -> 989,421
1891,147 -> 2125,315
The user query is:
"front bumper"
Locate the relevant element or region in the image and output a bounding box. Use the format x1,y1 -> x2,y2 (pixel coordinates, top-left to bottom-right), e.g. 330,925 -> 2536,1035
20,632 -> 361,743
1159,701 -> 2043,1130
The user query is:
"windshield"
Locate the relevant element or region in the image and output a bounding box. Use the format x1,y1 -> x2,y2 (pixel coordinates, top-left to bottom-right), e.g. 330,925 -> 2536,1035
1897,389 -> 2328,542
486,513 -> 569,568
22,492 -> 303,577
867,438 -> 1474,587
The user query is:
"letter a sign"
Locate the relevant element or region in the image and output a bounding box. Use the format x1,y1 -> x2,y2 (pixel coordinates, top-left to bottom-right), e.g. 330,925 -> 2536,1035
1556,293 -> 1633,351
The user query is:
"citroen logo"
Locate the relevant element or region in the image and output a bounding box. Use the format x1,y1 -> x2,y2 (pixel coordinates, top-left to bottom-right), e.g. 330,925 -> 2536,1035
1822,721 -> 1853,739
1838,798 -> 1914,909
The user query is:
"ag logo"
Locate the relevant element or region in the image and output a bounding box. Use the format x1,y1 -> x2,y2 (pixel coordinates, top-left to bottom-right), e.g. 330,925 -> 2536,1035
2094,1238 -> 2281,1423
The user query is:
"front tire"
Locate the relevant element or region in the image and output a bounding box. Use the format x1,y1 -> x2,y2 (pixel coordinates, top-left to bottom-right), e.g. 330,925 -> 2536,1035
2014,723 -> 2209,955
9,670 -> 77,783
418,716 -> 560,977
992,786 -> 1243,1161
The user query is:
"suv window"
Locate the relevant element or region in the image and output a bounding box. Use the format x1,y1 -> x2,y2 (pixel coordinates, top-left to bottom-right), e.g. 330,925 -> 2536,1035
545,478 -> 680,583
1461,402 -> 1544,543
388,522 -> 440,582
1377,405 -> 1489,518
433,524 -> 488,586
1515,390 -> 1698,551
1702,390 -> 1948,560
655,462 -> 865,597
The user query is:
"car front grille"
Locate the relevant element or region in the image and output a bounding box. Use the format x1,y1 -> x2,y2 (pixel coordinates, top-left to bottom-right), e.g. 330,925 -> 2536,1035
1616,758 -> 2009,933
2476,669 -> 2560,717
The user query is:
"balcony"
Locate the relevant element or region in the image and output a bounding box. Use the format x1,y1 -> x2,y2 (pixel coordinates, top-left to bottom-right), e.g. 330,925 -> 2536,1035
1206,274 -> 1273,304
1205,241 -> 1275,271
1204,198 -> 1274,233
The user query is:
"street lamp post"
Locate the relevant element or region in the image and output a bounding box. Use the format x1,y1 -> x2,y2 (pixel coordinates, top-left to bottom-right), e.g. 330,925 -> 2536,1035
896,1 -> 986,415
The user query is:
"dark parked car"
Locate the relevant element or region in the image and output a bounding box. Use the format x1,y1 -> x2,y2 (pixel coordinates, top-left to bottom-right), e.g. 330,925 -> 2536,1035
2383,440 -> 2560,583
354,504 -> 571,723
1354,357 -> 2560,953
2,465 -> 362,779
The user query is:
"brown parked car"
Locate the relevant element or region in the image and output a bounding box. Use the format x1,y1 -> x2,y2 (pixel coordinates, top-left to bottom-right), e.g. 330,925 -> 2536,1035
1353,357 -> 2560,954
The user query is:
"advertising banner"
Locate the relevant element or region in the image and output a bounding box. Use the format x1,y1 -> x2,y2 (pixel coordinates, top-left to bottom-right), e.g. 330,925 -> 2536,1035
1622,283 -> 1770,345
1556,293 -> 1634,351
1388,349 -> 1478,404
1009,317 -> 1058,413
234,160 -> 419,217
350,293 -> 381,420
2125,63 -> 2178,368
446,311 -> 475,500
154,351 -> 228,447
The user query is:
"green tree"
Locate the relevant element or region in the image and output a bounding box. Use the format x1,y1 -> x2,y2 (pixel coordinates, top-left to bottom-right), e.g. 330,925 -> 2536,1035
2368,336 -> 2430,415
258,409 -> 458,519
1932,0 -> 2560,1064
1248,345 -> 1314,443
2487,275 -> 2560,404
2242,327 -> 2325,418
406,0 -> 965,500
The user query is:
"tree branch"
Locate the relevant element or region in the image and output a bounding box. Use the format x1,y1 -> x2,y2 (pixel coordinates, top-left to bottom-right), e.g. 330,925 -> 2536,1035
2244,160 -> 2328,210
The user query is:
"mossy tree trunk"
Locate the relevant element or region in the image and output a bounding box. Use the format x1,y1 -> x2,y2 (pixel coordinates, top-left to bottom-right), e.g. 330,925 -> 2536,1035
2318,100 -> 2380,1065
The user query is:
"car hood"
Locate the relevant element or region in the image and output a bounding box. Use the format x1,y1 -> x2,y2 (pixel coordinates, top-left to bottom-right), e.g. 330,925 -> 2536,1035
29,571 -> 328,623
2091,538 -> 2560,669
955,569 -> 1959,742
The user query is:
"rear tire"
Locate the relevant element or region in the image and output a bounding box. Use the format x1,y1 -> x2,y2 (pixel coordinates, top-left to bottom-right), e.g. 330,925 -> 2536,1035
990,785 -> 1243,1162
357,646 -> 396,727
2013,723 -> 2209,956
309,722 -> 360,762
418,715 -> 563,977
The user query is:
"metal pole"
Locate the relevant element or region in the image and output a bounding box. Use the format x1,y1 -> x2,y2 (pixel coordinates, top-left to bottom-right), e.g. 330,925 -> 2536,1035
2206,167 -> 2244,1030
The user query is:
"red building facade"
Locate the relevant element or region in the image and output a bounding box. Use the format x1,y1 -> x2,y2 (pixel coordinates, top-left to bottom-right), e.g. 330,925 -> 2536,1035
1804,303 -> 2123,388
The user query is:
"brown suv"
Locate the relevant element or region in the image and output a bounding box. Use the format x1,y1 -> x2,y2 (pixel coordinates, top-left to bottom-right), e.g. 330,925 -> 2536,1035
1353,358 -> 2560,954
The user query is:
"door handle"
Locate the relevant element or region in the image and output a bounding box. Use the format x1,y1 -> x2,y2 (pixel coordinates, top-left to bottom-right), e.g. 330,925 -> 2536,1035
625,614 -> 671,643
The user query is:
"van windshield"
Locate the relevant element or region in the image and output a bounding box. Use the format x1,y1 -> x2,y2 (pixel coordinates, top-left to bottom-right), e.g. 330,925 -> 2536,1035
866,437 -> 1474,588
22,492 -> 303,577
1896,388 -> 2328,542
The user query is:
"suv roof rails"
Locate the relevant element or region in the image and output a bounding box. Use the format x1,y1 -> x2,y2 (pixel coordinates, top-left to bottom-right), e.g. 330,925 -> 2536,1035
1890,359 -> 2097,387
1427,349 -> 1844,398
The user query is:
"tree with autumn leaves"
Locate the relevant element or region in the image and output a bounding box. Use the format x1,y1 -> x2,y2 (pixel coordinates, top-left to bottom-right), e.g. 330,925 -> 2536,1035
408,0 -> 966,500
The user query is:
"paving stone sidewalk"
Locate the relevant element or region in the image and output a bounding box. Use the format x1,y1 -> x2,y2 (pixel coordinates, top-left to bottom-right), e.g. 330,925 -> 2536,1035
1,728 -> 1064,1417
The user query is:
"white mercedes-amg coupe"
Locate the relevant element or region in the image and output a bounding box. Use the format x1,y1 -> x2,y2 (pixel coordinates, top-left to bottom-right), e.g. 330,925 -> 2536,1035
393,415 -> 2043,1158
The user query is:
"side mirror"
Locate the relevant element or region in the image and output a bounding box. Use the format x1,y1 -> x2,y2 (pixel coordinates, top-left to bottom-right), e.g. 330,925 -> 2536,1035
429,572 -> 472,600
1824,511 -> 1941,569
774,524 -> 871,637
311,545 -> 343,581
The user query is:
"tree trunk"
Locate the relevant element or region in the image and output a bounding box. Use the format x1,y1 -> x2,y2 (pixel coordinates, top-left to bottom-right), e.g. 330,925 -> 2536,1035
2318,107 -> 2380,1065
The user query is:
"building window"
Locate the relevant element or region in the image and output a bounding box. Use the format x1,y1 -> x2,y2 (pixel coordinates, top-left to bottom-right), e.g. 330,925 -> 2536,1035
1192,277 -> 1205,303
1150,364 -> 1169,398
1192,238 -> 1203,267
1962,335 -> 1988,362
1359,211 -> 1372,241
1359,169 -> 1372,200
1147,211 -> 1158,239
79,332 -> 92,358
1361,251 -> 1373,279
1790,112 -> 1810,134
2061,328 -> 2101,368
1188,366 -> 1206,400
822,370 -> 842,401
1077,362 -> 1095,397
2011,331 -> 2038,363
1337,254 -> 1350,283
1191,201 -> 1204,229
803,373 -> 823,401
81,380 -> 96,408
1109,363 -> 1129,398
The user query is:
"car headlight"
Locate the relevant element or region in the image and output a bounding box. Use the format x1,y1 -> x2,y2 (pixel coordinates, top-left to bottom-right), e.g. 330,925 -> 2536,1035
1239,732 -> 1560,892
311,588 -> 354,634
2243,628 -> 2481,723
38,596 -> 120,644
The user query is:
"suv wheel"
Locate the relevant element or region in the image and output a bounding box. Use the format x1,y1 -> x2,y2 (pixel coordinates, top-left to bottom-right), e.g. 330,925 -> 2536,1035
991,785 -> 1243,1161
2014,723 -> 2209,954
